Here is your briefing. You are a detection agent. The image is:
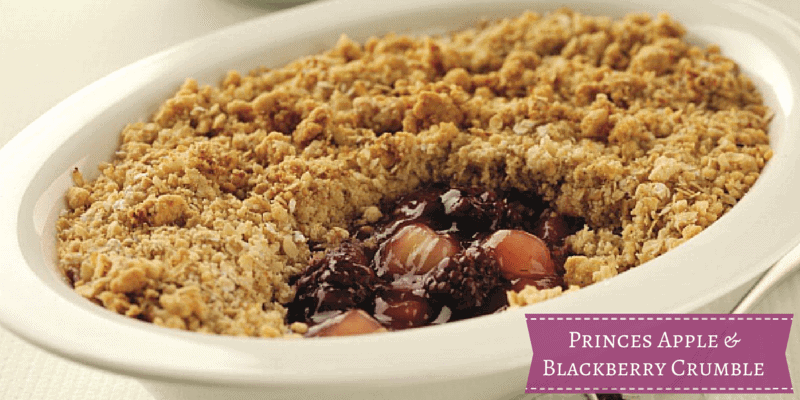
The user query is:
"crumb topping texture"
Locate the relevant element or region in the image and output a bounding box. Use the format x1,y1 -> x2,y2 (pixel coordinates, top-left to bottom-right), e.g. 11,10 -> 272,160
57,9 -> 772,336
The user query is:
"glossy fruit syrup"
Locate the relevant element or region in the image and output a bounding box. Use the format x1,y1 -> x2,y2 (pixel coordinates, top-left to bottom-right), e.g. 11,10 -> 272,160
286,186 -> 584,337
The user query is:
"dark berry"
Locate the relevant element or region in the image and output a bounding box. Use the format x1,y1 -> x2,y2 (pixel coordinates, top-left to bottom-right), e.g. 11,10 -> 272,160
440,188 -> 507,236
503,190 -> 548,231
424,244 -> 504,311
288,241 -> 379,324
391,188 -> 446,222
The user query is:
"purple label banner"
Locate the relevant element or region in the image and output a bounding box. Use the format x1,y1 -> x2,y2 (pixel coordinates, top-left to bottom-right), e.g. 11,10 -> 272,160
525,314 -> 793,394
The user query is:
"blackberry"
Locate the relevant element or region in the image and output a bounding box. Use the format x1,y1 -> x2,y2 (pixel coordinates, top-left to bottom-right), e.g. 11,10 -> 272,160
424,244 -> 504,312
502,189 -> 548,232
287,241 -> 379,323
391,187 -> 446,222
440,188 -> 507,236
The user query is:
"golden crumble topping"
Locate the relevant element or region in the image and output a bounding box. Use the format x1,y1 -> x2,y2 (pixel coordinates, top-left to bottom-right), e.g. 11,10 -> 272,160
57,9 -> 771,335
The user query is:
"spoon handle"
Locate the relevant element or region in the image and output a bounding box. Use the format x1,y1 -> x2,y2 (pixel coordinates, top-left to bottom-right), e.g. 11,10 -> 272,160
732,240 -> 800,314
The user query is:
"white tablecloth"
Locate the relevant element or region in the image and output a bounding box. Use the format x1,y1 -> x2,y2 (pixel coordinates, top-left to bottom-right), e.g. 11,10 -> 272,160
1,1 -> 798,399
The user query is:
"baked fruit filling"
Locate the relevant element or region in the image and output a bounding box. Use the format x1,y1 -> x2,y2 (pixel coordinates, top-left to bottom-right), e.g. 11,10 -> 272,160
288,186 -> 584,336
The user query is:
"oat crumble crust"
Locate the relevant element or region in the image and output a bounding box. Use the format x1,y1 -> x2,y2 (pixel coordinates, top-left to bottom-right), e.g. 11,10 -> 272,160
56,9 -> 772,337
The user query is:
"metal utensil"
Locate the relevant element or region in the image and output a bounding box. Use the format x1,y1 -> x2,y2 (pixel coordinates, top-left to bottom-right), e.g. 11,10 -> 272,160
732,241 -> 800,313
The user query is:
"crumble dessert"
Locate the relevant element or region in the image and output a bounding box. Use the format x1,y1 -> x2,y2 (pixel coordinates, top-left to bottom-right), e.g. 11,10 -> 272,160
56,9 -> 772,337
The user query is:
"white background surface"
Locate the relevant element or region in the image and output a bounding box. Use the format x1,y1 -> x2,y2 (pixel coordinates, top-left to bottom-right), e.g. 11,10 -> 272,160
0,0 -> 798,399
